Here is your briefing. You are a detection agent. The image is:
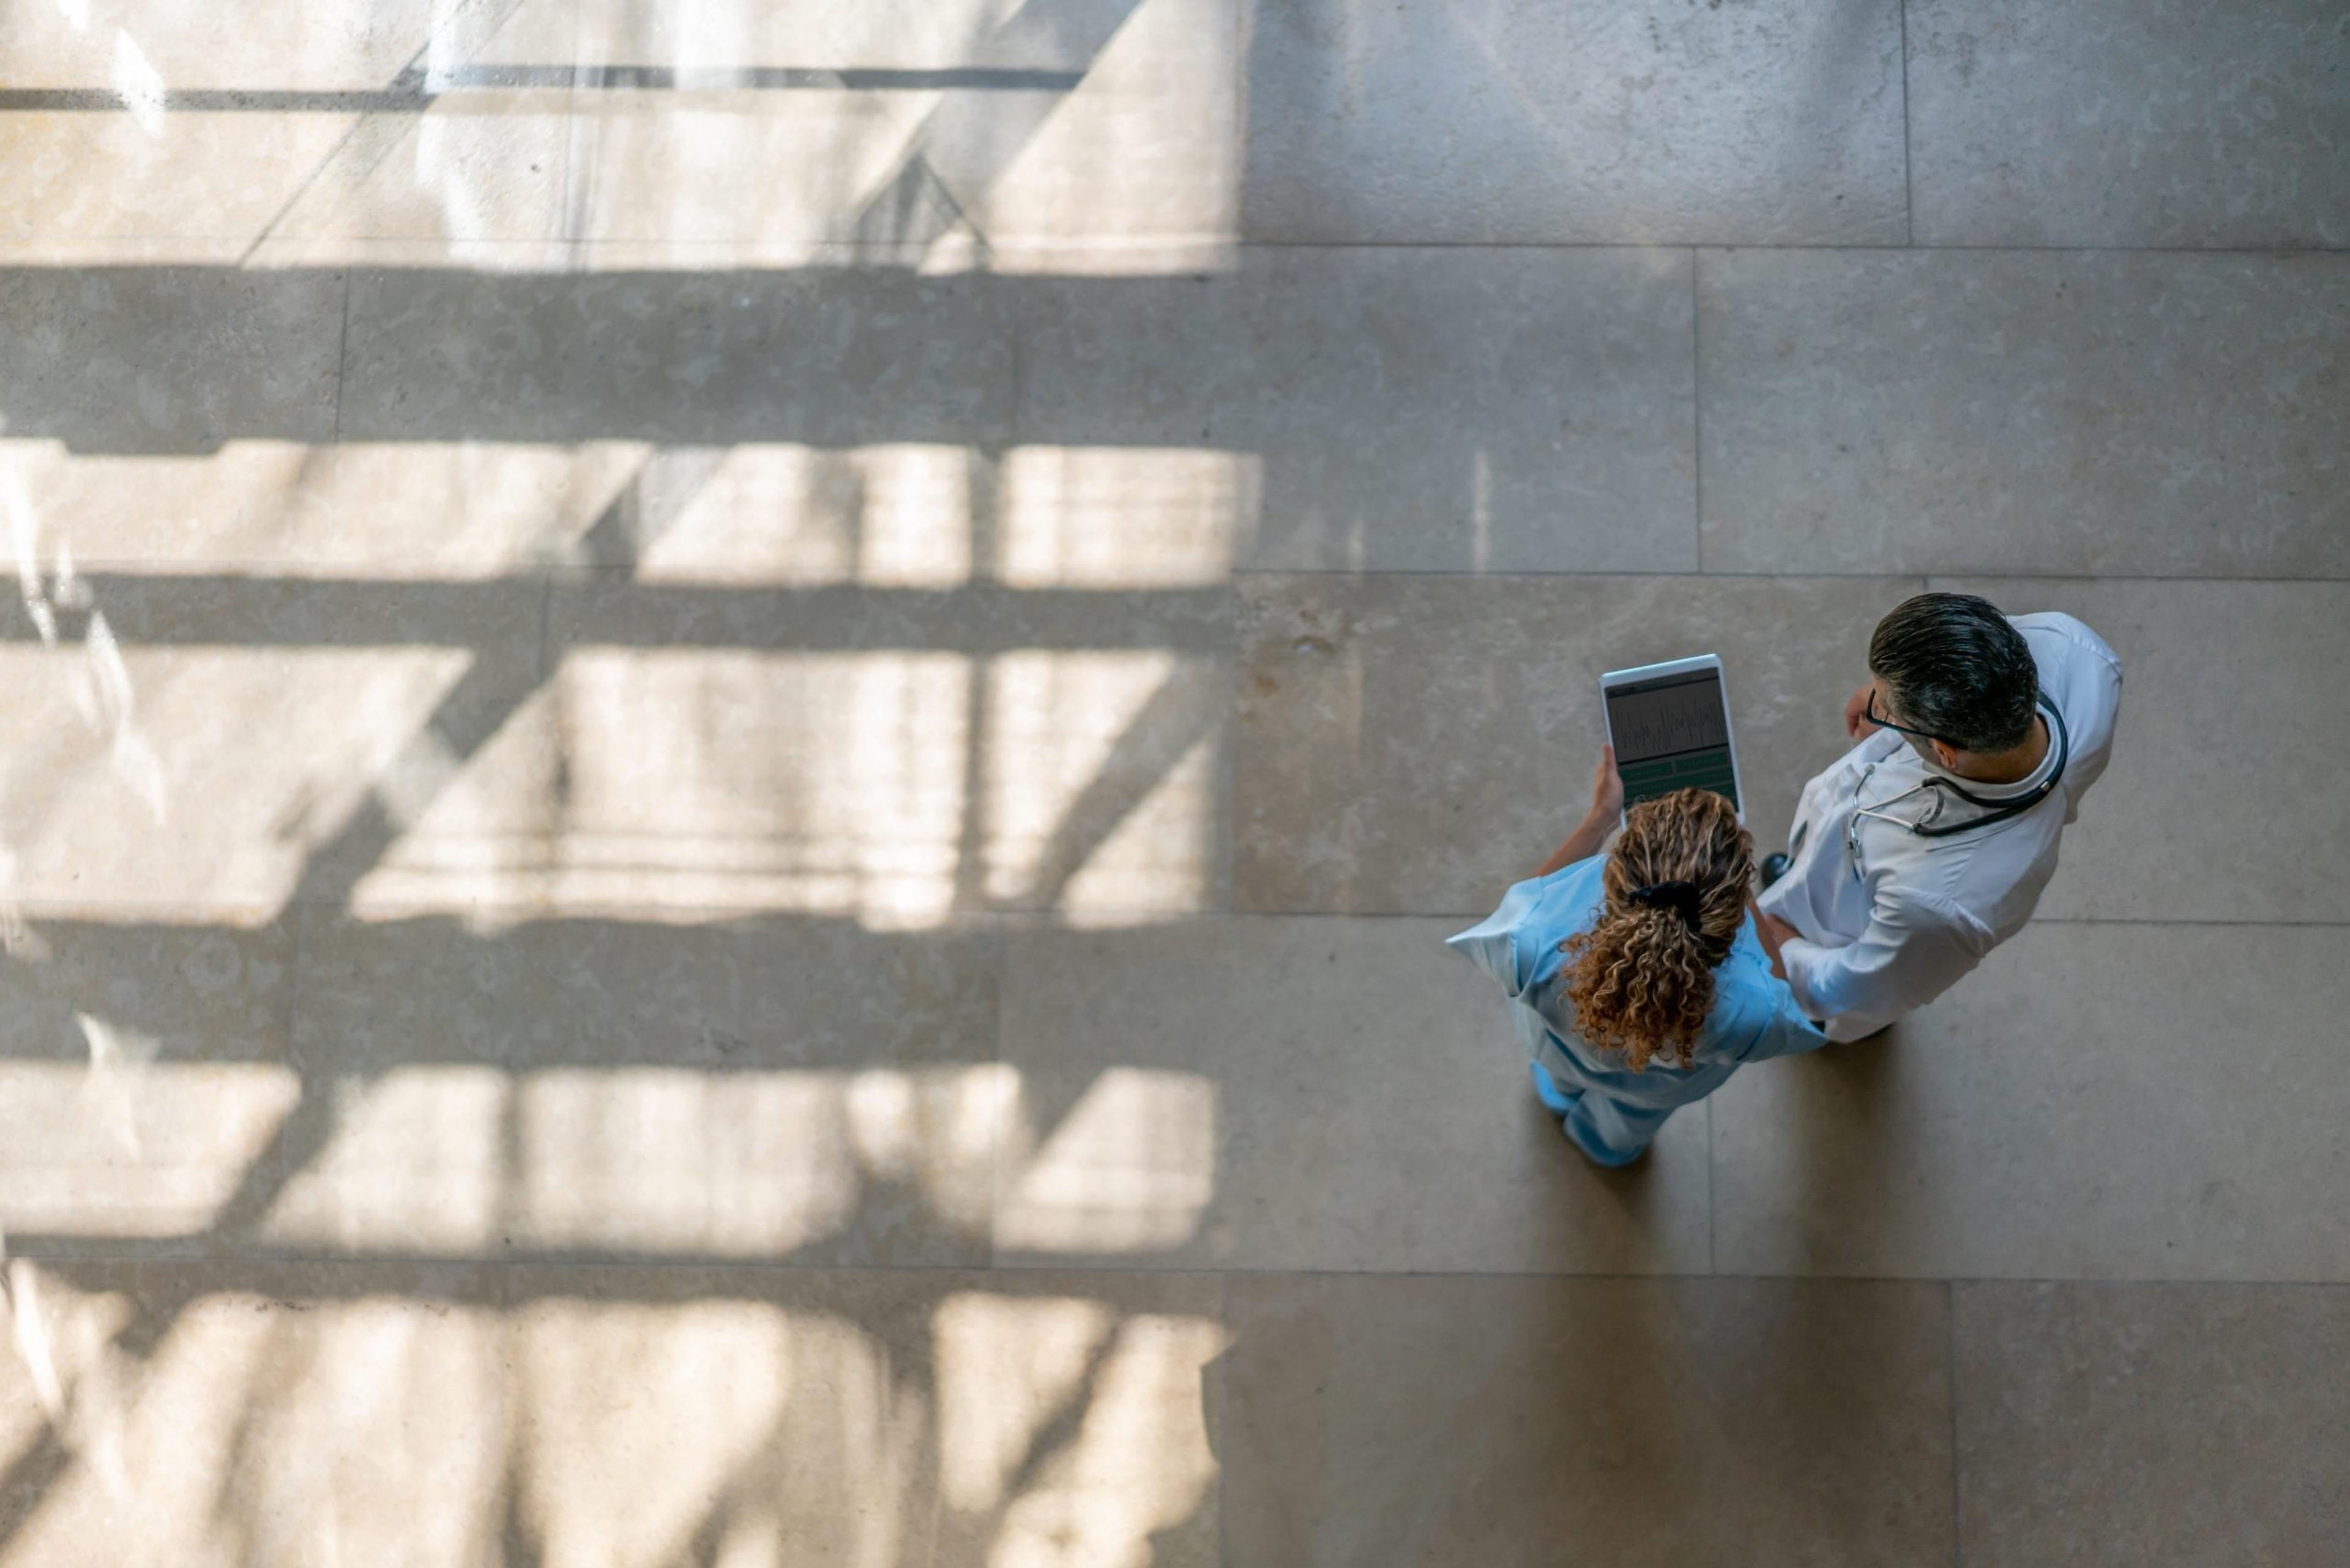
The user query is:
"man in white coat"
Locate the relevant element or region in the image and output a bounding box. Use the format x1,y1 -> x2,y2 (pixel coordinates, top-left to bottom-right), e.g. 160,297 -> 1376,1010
1753,592 -> 2124,1042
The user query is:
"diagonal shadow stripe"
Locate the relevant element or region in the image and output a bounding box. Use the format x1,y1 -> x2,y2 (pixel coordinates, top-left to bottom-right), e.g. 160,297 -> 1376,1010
849,0 -> 1148,248
185,1071 -> 351,1250
0,1428 -> 72,1552
286,634 -> 553,910
1005,658 -> 1228,909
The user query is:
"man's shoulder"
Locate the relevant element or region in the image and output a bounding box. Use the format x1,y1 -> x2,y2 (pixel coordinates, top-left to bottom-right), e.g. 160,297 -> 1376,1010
2013,611 -> 2122,676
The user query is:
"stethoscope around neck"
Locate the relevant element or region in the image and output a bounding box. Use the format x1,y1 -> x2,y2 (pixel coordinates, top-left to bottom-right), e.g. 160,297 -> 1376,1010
1844,696 -> 2070,862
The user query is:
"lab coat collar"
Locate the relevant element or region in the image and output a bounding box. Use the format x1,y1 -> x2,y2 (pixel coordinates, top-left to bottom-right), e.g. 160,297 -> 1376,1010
1912,700 -> 2061,804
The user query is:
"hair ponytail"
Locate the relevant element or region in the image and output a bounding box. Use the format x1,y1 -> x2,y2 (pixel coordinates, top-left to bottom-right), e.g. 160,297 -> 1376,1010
1562,788 -> 1753,1070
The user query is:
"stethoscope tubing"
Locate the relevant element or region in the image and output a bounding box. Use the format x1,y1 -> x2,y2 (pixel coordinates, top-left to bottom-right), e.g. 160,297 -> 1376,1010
1843,696 -> 2072,870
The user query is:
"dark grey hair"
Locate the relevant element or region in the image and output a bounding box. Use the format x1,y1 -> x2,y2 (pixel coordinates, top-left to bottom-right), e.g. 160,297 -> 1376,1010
1867,592 -> 2038,753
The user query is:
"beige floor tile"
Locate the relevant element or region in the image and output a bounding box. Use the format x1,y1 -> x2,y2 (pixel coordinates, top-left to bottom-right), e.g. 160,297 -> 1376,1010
277,914 -> 1001,1266
561,90 -> 942,247
0,1257 -> 508,1568
1711,922 -> 2350,1281
0,236 -> 254,265
1909,0 -> 2350,248
335,266 -> 581,442
564,0 -> 1237,253
1239,0 -> 1907,245
570,0 -> 1023,72
337,265 -> 1017,449
948,0 -> 1240,255
1016,248 -> 1697,573
543,578 -> 1231,922
0,113 -> 356,243
243,237 -> 581,270
0,576 -> 546,916
526,439 -> 1248,589
267,913 -> 550,1256
500,1263 -> 1224,1568
0,266 -> 343,453
0,439 -> 633,573
1933,577 -> 2350,923
550,267 -> 1018,451
0,1259 -> 1211,1567
0,918 -> 291,1064
271,100 -> 572,244
997,917 -> 1712,1274
0,0 -> 572,91
1223,1272 -> 1953,1566
1954,1282 -> 2350,1566
560,235 -> 933,271
0,1 -> 575,249
1699,249 -> 2350,578
0,920 -> 294,1254
1233,573 -> 1912,914
505,1263 -> 952,1568
491,921 -> 1005,1260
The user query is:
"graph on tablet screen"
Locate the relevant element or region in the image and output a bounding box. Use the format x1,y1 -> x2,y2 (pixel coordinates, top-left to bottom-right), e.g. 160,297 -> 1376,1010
1606,669 -> 1740,810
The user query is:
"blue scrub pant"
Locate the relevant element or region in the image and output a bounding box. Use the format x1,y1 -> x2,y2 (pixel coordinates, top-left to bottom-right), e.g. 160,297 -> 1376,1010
1531,1061 -> 1673,1167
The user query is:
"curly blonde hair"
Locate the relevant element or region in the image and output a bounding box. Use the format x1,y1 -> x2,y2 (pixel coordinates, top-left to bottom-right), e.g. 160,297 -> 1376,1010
1562,788 -> 1754,1071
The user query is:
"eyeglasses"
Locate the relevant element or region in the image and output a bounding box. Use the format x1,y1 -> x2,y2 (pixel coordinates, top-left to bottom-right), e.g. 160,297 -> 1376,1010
1863,691 -> 1955,747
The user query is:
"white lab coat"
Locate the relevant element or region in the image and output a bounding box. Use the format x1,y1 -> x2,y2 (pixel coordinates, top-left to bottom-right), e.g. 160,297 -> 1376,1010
1756,613 -> 2124,1041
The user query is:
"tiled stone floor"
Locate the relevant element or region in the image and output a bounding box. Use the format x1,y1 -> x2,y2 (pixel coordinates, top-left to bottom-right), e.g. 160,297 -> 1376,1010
0,1 -> 2345,1563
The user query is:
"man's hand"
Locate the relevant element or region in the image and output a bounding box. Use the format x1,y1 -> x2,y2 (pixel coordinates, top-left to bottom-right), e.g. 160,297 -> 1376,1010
1844,682 -> 1881,739
1750,900 -> 1800,981
1590,742 -> 1625,823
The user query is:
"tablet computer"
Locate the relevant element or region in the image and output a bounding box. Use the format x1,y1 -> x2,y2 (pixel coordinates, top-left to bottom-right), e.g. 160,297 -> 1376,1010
1600,654 -> 1743,819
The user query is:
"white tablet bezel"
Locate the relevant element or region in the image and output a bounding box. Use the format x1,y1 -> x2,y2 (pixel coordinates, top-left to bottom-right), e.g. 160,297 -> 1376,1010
1598,653 -> 1745,823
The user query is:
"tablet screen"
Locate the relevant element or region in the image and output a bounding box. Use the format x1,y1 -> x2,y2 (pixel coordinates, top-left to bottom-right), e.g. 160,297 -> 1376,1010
1606,668 -> 1739,810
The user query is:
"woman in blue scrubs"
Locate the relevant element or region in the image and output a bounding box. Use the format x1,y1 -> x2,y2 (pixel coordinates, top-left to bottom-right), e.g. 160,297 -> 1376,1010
1448,749 -> 1827,1167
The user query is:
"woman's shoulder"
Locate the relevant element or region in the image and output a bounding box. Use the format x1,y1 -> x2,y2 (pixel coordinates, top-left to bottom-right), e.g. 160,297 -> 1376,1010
1539,850 -> 1609,894
1445,854 -> 1609,995
1528,854 -> 1610,938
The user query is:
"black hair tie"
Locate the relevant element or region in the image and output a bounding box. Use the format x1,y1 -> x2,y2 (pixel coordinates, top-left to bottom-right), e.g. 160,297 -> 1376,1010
1628,879 -> 1703,930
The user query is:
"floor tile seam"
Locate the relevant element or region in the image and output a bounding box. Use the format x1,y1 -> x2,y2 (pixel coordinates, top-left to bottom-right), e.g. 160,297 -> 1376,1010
7,1251 -> 1230,1284
0,559 -> 559,578
10,901 -> 1041,924
1898,0 -> 1915,247
275,900 -> 308,1208
231,47 -> 438,269
329,269 -> 352,444
1689,247 -> 1704,575
988,902 -> 1010,1274
1945,1276 -> 1962,1567
559,0 -> 586,253
1217,909 -> 2350,930
6,239 -> 2348,264
875,1264 -> 2350,1288
18,903 -> 2348,930
22,564 -> 2350,590
250,228 -> 588,250
532,565 -> 557,683
2025,916 -> 2350,929
1226,569 -> 2350,586
1012,240 -> 2350,258
1704,1098 -> 1717,1274
15,1251 -> 2346,1291
0,237 -> 573,255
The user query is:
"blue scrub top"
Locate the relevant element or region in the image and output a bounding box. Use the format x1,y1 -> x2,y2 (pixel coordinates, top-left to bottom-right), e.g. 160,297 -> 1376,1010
1447,854 -> 1827,1113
